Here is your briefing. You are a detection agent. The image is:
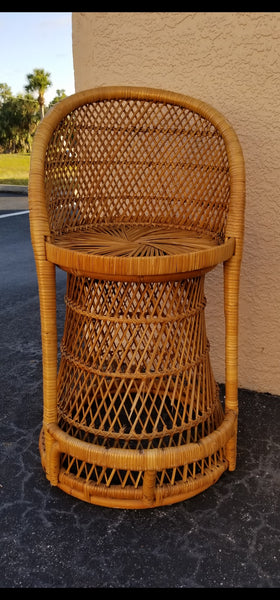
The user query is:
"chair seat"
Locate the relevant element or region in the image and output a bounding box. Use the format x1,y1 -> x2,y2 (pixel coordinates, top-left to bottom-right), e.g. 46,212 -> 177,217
46,223 -> 235,280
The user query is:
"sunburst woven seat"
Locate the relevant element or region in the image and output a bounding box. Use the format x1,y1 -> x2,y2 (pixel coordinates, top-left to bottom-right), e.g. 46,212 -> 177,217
29,86 -> 245,508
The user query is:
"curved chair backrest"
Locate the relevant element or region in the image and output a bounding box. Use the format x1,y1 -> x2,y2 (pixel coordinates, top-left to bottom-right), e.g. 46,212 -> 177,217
29,86 -> 245,264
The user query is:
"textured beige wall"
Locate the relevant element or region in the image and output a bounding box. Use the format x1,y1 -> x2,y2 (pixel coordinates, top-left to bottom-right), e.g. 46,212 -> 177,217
72,12 -> 280,395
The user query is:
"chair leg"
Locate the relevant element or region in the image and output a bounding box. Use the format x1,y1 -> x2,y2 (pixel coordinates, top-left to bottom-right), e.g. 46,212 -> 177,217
223,257 -> 241,470
37,259 -> 60,484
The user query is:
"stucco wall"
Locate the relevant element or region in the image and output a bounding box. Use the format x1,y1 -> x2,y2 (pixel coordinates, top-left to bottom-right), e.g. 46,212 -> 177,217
72,12 -> 280,395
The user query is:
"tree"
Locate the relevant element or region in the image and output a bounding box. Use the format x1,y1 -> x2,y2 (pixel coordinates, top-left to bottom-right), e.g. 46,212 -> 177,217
0,72 -> 68,153
0,93 -> 39,153
47,89 -> 67,110
0,83 -> 12,105
24,68 -> 52,120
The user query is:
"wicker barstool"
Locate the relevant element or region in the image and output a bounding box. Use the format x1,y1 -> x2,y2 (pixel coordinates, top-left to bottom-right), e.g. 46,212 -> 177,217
29,87 -> 245,508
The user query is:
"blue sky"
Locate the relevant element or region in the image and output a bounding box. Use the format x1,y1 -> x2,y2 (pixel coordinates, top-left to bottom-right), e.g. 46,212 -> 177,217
0,12 -> 75,104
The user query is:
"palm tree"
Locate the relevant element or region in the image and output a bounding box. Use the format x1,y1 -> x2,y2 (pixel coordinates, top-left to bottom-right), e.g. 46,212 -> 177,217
24,68 -> 52,120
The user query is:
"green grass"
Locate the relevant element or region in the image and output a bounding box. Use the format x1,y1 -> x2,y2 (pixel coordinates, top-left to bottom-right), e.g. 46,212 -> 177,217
0,153 -> 30,185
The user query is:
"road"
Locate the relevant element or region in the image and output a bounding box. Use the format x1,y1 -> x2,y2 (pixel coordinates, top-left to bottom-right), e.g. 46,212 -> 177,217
0,196 -> 35,307
0,193 -> 66,368
0,191 -> 66,300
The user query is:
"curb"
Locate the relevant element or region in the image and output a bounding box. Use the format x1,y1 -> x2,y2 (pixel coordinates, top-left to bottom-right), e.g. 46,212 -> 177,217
0,184 -> 28,195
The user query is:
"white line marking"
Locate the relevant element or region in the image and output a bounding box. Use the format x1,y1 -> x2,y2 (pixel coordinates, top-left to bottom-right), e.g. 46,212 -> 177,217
0,210 -> 29,219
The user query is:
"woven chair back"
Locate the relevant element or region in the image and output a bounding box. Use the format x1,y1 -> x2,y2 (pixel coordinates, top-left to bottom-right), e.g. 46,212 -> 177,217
44,89 -> 231,244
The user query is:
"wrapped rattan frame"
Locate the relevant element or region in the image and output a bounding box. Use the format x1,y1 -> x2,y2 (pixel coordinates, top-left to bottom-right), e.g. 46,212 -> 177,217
29,86 -> 245,508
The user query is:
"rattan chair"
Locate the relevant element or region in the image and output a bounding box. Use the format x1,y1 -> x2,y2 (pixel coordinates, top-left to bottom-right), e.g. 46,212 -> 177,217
29,86 -> 245,508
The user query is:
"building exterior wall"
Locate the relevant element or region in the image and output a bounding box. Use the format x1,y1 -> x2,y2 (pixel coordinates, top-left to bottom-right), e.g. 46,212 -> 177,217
72,12 -> 280,395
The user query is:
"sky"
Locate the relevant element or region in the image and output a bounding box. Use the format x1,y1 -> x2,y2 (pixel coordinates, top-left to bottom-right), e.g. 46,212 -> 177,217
0,12 -> 75,104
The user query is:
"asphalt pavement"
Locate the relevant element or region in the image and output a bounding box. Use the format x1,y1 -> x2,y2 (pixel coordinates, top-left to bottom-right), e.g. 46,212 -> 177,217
1,191 -> 280,588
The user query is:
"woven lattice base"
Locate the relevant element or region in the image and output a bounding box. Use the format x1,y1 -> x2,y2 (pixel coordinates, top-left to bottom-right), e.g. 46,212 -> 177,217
39,273 -> 233,508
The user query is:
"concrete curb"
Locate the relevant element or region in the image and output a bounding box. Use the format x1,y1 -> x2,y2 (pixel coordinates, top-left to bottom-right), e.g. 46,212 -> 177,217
0,184 -> 28,195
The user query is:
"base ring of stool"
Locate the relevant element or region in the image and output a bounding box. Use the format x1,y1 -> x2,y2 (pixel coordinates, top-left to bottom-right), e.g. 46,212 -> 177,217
39,410 -> 236,508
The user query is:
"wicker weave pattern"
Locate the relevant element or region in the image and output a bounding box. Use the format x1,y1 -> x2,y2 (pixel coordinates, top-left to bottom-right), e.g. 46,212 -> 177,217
45,98 -> 230,241
51,274 -> 226,505
57,275 -> 221,445
29,87 -> 245,508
